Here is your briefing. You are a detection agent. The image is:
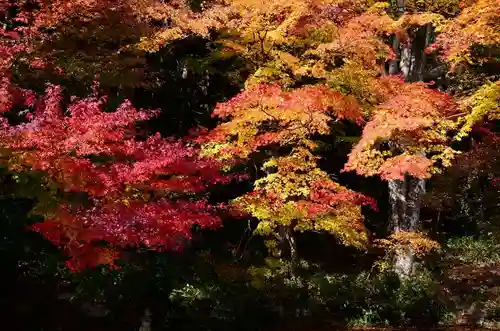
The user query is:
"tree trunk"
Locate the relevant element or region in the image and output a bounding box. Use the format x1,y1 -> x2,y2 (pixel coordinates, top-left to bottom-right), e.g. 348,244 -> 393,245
386,2 -> 434,277
388,36 -> 401,75
388,175 -> 426,278
400,44 -> 412,79
138,308 -> 152,331
262,149 -> 298,265
408,23 -> 433,82
277,225 -> 298,264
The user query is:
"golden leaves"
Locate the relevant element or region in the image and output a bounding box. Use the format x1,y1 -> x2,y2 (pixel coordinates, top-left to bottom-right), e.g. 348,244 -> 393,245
375,231 -> 441,259
312,11 -> 394,71
434,0 -> 500,65
455,81 -> 500,141
226,0 -> 309,36
111,0 -> 231,52
233,148 -> 371,248
323,61 -> 387,113
204,77 -> 373,250
136,28 -> 184,52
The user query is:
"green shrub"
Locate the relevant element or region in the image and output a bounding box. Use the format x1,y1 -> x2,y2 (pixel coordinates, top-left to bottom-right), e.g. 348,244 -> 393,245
163,257 -> 446,329
445,236 -> 500,264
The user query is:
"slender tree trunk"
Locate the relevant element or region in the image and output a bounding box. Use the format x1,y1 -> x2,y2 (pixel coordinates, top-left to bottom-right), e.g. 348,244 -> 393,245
409,24 -> 433,82
263,150 -> 298,265
277,225 -> 298,264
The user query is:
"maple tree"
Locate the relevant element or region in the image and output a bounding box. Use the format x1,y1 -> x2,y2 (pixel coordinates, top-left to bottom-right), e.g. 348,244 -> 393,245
1,0 -> 232,94
338,0 -> 498,277
22,0 -> 224,51
197,0 -> 460,270
428,0 -> 499,223
200,82 -> 376,261
341,78 -> 461,276
437,0 -> 500,141
432,0 -> 500,67
2,0 -> 500,329
343,79 -> 460,181
1,0 -> 498,279
0,1 -> 242,271
206,0 -> 495,277
0,81 -> 240,271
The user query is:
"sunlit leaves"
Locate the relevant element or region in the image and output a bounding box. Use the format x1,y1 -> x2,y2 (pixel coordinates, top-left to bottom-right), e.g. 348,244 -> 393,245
455,81 -> 500,141
375,231 -> 441,258
202,79 -> 373,251
234,148 -> 375,248
433,0 -> 500,66
344,79 -> 460,180
32,0 -> 226,52
202,83 -> 363,160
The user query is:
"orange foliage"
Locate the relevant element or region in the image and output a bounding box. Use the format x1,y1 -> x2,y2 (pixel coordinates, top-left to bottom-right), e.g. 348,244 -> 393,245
434,0 -> 500,66
202,81 -> 375,249
375,231 -> 441,258
313,11 -> 395,71
202,83 -> 363,159
344,79 -> 460,180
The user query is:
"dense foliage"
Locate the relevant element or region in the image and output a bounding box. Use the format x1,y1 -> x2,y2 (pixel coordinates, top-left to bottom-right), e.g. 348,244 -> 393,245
1,0 -> 499,330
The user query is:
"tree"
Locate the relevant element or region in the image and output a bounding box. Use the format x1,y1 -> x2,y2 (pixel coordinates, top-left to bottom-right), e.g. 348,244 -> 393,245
200,0 -> 456,274
0,81 -> 238,271
1,0 -> 231,95
0,0 -> 251,272
200,82 -> 376,263
342,0 -> 499,277
433,0 -> 500,68
343,79 -> 460,276
2,0 -> 497,281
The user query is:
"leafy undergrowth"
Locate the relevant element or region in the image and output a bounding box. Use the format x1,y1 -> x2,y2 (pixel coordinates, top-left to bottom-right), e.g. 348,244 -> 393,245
14,235 -> 500,331
129,236 -> 500,331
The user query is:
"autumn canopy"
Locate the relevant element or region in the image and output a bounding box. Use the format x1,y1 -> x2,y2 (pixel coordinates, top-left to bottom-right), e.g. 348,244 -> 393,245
0,0 -> 499,277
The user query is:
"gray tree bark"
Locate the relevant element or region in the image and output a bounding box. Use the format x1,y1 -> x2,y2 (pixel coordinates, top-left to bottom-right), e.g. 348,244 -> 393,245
389,175 -> 426,277
386,1 -> 434,278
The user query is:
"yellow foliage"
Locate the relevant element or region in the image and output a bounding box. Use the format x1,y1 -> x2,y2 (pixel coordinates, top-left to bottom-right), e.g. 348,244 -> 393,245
233,148 -> 370,249
136,28 -> 184,52
199,0 -> 475,258
403,0 -> 463,16
324,61 -> 386,113
375,231 -> 441,258
344,80 -> 461,180
455,81 -> 500,141
435,0 -> 500,66
244,59 -> 296,88
388,12 -> 445,32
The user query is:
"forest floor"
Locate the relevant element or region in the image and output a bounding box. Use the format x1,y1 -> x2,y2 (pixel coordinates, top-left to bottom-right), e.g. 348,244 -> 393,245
439,261 -> 500,328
